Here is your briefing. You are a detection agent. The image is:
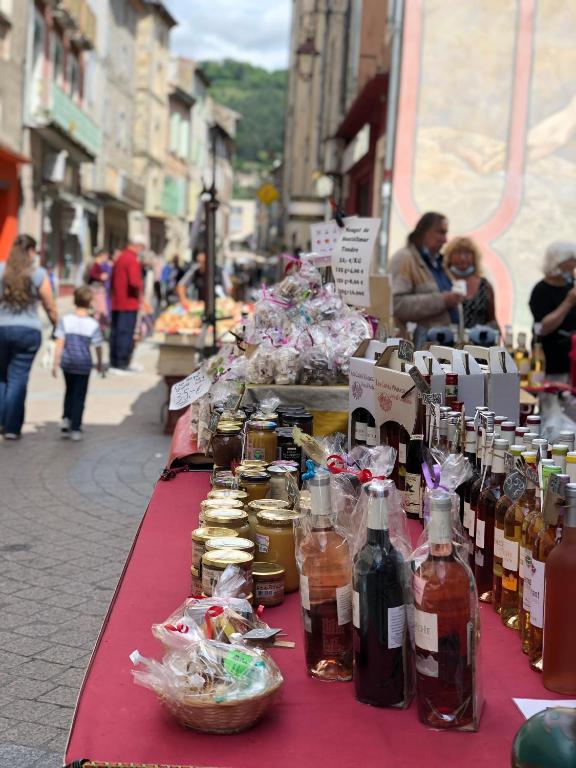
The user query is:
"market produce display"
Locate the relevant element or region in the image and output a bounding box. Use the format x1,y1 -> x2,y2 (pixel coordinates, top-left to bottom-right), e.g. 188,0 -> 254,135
154,298 -> 247,337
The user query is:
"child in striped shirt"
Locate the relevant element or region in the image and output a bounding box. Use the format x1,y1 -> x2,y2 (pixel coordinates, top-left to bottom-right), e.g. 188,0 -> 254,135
53,285 -> 103,441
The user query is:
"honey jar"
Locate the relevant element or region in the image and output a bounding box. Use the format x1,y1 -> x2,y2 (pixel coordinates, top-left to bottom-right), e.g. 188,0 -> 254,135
200,498 -> 245,523
239,470 -> 271,504
254,510 -> 300,592
211,423 -> 243,470
252,562 -> 285,607
191,526 -> 237,570
201,549 -> 254,596
245,420 -> 278,463
247,499 -> 291,540
212,471 -> 236,490
267,465 -> 297,501
207,489 -> 249,502
202,509 -> 251,539
205,536 -> 255,555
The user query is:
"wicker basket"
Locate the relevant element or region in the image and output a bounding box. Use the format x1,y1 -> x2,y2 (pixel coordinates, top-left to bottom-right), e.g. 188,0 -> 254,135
159,679 -> 283,734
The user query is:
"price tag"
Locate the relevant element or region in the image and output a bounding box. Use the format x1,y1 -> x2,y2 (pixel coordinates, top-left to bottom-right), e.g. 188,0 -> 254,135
398,339 -> 414,363
422,392 -> 443,405
409,366 -> 431,395
169,369 -> 211,410
548,474 -> 564,497
503,471 -> 526,502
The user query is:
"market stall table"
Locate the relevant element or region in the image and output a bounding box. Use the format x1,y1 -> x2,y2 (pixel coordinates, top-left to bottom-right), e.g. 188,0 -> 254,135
65,471 -> 573,768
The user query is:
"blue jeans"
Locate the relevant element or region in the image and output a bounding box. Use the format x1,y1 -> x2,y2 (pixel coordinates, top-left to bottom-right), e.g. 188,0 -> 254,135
63,371 -> 90,431
109,310 -> 137,369
0,326 -> 42,436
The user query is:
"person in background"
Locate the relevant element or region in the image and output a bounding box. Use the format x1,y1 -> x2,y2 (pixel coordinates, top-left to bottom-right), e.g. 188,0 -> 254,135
52,285 -> 103,441
389,211 -> 463,348
87,248 -> 112,329
0,234 -> 58,439
176,250 -> 224,308
529,240 -> 576,382
160,255 -> 185,306
444,236 -> 497,329
109,237 -> 144,373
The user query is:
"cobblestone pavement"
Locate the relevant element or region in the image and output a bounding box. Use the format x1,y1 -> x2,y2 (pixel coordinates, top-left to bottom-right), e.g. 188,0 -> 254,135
0,331 -> 171,767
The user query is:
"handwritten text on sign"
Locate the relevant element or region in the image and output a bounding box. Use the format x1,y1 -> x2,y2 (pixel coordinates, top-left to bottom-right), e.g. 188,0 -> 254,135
169,369 -> 211,411
331,217 -> 381,308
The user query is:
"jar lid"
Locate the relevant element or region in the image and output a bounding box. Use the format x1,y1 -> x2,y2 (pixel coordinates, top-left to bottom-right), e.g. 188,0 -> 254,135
202,549 -> 254,568
191,526 -> 238,542
282,412 -> 313,424
203,509 -> 249,525
256,510 -> 299,525
201,498 -> 244,510
252,562 -> 285,578
248,499 -> 291,511
207,489 -> 248,501
247,420 -> 276,430
267,465 -> 294,476
216,423 -> 243,434
206,536 -> 254,552
240,470 -> 270,482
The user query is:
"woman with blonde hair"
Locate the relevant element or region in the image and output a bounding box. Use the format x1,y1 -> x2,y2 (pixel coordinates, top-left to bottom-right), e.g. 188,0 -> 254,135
0,235 -> 58,439
444,235 -> 497,328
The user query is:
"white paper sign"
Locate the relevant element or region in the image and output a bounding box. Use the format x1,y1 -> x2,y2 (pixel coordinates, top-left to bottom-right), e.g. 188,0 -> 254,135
513,698 -> 576,720
309,220 -> 342,265
331,217 -> 381,307
169,369 -> 211,410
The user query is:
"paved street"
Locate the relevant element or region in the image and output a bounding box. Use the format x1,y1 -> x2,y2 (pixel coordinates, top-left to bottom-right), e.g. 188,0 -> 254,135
0,331 -> 171,767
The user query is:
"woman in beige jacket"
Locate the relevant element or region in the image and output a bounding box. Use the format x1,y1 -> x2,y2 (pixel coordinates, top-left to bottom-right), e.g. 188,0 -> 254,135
389,212 -> 463,347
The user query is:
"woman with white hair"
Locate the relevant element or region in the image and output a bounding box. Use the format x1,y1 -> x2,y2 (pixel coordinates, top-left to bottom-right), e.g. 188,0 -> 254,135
529,240 -> 576,379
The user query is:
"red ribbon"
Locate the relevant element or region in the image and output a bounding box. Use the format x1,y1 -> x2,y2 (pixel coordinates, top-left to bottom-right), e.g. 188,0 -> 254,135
204,605 -> 224,640
326,455 -> 386,485
165,623 -> 189,634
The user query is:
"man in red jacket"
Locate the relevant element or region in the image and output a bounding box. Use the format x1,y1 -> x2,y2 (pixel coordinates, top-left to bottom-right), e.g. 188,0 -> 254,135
109,237 -> 145,372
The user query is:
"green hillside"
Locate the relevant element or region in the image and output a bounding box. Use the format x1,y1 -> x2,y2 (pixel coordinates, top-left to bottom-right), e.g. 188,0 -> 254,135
202,60 -> 287,167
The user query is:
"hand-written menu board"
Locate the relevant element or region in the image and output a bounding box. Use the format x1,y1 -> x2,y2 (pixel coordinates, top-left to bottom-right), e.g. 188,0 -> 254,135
169,369 -> 211,411
331,217 -> 381,308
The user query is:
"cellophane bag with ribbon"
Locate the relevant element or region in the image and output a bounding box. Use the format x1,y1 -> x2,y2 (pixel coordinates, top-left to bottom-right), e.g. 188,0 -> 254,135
410,485 -> 483,732
350,477 -> 415,708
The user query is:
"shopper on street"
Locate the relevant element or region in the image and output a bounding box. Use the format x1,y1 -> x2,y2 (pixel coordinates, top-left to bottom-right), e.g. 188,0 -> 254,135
177,250 -> 223,308
389,212 -> 463,348
444,236 -> 497,329
109,237 -> 145,373
53,285 -> 103,441
0,235 -> 58,440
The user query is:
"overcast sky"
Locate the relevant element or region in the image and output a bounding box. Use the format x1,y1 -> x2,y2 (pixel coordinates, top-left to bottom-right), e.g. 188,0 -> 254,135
165,0 -> 292,71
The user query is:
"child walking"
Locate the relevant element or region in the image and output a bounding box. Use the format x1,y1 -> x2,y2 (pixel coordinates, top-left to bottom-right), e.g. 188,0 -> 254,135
53,285 -> 103,441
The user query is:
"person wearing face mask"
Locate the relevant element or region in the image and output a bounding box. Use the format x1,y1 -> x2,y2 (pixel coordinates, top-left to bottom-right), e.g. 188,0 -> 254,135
529,241 -> 576,381
390,211 -> 463,347
444,236 -> 497,329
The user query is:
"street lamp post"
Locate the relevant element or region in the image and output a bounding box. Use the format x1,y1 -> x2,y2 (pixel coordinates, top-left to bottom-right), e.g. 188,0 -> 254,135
202,126 -> 219,358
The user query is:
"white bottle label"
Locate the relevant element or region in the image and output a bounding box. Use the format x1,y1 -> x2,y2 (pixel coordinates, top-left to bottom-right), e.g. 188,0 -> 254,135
255,533 -> 269,554
523,567 -> 533,611
475,518 -> 485,549
336,583 -> 352,626
502,539 -> 519,572
352,590 -> 360,628
519,546 -> 528,580
398,443 -> 407,464
475,548 -> 484,567
463,501 -> 471,531
530,560 -> 545,628
388,605 -> 407,649
403,473 -> 422,515
300,575 -> 310,611
494,527 -> 504,558
414,608 -> 438,653
355,422 -> 367,441
366,426 -> 377,446
469,509 -> 476,537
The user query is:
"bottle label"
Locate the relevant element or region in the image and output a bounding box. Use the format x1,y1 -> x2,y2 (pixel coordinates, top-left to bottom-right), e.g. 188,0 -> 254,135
502,572 -> 518,592
366,426 -> 377,446
475,548 -> 484,567
463,501 -> 471,532
336,583 -> 352,626
523,566 -> 532,611
502,539 -> 519,572
300,575 -> 310,611
414,608 -> 438,653
398,443 -> 407,464
255,533 -> 270,554
494,527 -> 504,558
352,590 -> 360,628
403,473 -> 422,515
475,518 -> 485,549
519,546 -> 528,579
355,422 -> 367,441
387,605 -> 406,649
469,510 -> 476,537
530,559 -> 545,628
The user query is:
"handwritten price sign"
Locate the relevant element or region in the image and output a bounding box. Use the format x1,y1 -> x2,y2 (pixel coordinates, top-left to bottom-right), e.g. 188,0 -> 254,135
169,369 -> 211,411
503,471 -> 526,502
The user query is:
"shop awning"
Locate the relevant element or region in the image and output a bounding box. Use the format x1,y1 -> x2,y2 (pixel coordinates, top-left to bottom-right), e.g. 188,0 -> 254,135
335,72 -> 388,140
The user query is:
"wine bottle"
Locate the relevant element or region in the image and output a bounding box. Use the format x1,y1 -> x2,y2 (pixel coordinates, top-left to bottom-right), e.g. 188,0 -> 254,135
414,491 -> 475,729
500,451 -> 538,629
525,414 -> 541,436
460,421 -> 479,535
504,324 -> 514,353
404,397 -> 426,521
445,373 -> 458,408
299,472 -> 353,681
493,443 -> 525,614
528,323 -> 546,387
352,407 -> 368,447
543,482 -> 576,694
475,437 -> 509,603
550,444 -> 568,474
514,332 -> 530,386
529,474 -> 568,672
557,431 -> 575,452
567,451 -> 576,483
353,480 -> 410,707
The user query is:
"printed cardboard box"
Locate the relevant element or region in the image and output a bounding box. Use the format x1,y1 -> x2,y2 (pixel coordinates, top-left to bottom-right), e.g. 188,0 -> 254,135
414,351 -> 445,399
428,345 -> 485,414
348,339 -> 390,448
464,345 -> 519,423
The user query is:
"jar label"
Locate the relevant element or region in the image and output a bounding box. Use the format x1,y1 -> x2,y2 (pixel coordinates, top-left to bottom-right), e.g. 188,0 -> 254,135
414,608 -> 438,653
336,583 -> 352,626
502,538 -> 519,571
352,590 -> 360,628
248,447 -> 265,461
192,543 -> 206,568
300,575 -> 310,611
388,605 -> 406,649
530,559 -> 545,628
255,533 -> 270,553
494,527 -> 504,558
202,565 -> 222,595
475,518 -> 485,549
255,581 -> 283,600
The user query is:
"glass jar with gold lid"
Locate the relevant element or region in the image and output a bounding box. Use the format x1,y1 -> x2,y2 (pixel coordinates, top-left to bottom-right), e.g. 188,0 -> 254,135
252,561 -> 285,607
247,498 -> 291,540
201,549 -> 254,597
255,510 -> 300,592
245,420 -> 278,463
239,470 -> 271,505
191,526 -> 237,570
212,471 -> 236,490
205,536 -> 255,555
207,489 -> 248,503
202,508 -> 250,539
211,423 -> 243,470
